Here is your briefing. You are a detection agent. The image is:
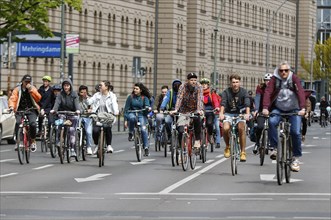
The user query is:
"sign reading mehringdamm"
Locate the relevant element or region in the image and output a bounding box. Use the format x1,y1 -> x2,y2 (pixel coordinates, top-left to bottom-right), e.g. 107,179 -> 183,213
16,42 -> 61,57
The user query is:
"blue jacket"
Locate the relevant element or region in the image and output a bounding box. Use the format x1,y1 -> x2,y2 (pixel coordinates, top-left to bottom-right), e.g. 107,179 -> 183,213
124,94 -> 150,120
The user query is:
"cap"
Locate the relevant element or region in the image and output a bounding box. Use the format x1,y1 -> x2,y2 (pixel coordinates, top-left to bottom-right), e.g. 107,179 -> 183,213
42,75 -> 52,82
21,74 -> 32,82
187,72 -> 197,80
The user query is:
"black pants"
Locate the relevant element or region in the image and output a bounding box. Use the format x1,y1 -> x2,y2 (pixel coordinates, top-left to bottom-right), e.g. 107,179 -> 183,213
205,112 -> 215,136
93,126 -> 112,146
177,116 -> 202,145
255,115 -> 266,145
15,110 -> 38,140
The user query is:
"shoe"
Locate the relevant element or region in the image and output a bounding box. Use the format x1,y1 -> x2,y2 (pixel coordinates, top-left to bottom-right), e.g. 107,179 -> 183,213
70,148 -> 76,157
107,145 -> 113,153
63,120 -> 72,126
93,147 -> 99,155
240,152 -> 246,162
144,148 -> 150,156
270,149 -> 277,160
253,144 -> 259,155
224,147 -> 230,158
291,157 -> 300,172
128,133 -> 134,141
31,140 -> 37,152
193,140 -> 200,149
216,143 -> 221,148
302,135 -> 305,142
86,147 -> 92,155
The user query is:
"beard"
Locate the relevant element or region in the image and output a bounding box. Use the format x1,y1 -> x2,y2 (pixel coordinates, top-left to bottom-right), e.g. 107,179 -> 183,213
188,84 -> 195,93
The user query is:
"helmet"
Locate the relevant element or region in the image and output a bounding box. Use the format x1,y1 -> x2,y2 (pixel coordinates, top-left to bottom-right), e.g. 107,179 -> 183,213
200,78 -> 210,84
42,75 -> 52,82
52,84 -> 61,91
264,73 -> 273,81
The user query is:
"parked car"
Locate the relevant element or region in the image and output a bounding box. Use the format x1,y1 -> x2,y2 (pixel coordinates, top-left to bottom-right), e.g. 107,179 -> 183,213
312,102 -> 320,122
0,95 -> 16,144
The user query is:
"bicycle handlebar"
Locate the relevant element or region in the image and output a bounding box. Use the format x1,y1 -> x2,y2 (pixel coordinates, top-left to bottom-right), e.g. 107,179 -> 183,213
53,111 -> 79,116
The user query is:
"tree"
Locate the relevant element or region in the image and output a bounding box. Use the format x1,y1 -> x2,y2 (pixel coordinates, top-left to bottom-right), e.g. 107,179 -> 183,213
0,0 -> 82,42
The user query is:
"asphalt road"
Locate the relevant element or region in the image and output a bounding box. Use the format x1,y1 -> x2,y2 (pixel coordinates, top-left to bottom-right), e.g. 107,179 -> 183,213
0,123 -> 330,220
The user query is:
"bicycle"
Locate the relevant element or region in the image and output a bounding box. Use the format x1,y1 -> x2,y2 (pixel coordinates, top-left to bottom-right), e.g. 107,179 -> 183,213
53,111 -> 79,164
320,112 -> 327,127
271,112 -> 298,185
76,112 -> 94,161
257,114 -> 270,166
170,113 -> 180,167
39,114 -> 49,153
15,108 -> 36,165
154,112 -> 169,157
127,109 -> 149,162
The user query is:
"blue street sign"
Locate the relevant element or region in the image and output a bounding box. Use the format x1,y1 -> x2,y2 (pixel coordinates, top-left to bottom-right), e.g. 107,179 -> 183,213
16,42 -> 61,57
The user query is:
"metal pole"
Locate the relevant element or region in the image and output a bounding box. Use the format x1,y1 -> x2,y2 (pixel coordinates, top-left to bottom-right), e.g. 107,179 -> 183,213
153,0 -> 159,97
295,0 -> 299,74
265,0 -> 288,74
213,0 -> 226,89
60,0 -> 65,82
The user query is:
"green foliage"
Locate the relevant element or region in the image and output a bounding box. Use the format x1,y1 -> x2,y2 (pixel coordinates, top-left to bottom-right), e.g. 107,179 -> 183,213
0,0 -> 82,41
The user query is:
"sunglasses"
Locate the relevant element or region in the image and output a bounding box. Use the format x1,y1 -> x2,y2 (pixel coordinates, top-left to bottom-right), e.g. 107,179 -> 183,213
279,69 -> 289,73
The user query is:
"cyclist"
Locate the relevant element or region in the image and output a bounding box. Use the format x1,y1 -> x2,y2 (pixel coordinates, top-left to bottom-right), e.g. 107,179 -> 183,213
219,74 -> 250,161
159,79 -> 182,140
301,90 -> 312,142
38,75 -> 53,136
262,61 -> 306,172
78,85 -> 94,155
8,74 -> 41,152
211,88 -> 222,148
252,73 -> 272,154
154,85 -> 169,138
50,79 -> 81,157
87,80 -> 119,154
319,96 -> 329,126
200,78 -> 220,145
170,72 -> 204,151
124,82 -> 151,156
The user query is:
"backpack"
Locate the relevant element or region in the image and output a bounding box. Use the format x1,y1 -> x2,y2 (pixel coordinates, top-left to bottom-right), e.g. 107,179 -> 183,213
274,75 -> 298,92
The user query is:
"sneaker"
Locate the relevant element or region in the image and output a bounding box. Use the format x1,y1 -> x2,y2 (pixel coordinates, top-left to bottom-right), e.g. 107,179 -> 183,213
128,133 -> 134,142
270,149 -> 277,160
107,145 -> 113,153
253,144 -> 259,155
31,140 -> 37,152
224,147 -> 230,158
193,140 -> 200,149
86,147 -> 92,155
144,148 -> 150,156
93,147 -> 99,155
302,135 -> 305,142
240,152 -> 247,162
291,157 -> 300,172
216,143 -> 221,148
209,136 -> 214,144
70,148 -> 76,157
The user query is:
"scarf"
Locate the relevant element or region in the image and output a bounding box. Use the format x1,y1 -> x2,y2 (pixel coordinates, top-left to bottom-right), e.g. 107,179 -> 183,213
203,88 -> 211,104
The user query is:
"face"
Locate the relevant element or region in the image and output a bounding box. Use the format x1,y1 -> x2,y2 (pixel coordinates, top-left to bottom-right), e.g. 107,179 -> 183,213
63,83 -> 71,93
278,65 -> 290,79
99,82 -> 108,93
22,80 -> 31,88
43,80 -> 50,87
133,86 -> 141,95
188,78 -> 197,86
161,88 -> 168,96
53,90 -> 61,95
79,89 -> 88,98
201,83 -> 209,89
231,78 -> 240,92
264,79 -> 270,86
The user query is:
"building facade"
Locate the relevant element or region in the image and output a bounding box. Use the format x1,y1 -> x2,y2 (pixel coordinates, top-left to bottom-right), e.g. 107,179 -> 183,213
0,0 -> 317,107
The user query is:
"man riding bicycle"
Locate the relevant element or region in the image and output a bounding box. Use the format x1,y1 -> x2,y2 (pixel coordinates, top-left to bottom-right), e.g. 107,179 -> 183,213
262,61 -> 306,172
219,74 -> 250,162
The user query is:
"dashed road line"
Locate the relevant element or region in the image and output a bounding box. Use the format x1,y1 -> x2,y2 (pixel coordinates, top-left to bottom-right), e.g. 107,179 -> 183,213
0,173 -> 18,178
0,159 -> 16,163
33,164 -> 54,170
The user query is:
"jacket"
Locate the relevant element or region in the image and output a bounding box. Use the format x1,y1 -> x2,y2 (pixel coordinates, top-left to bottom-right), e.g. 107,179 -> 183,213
9,84 -> 41,112
52,79 -> 81,112
175,82 -> 204,113
123,94 -> 150,120
87,91 -> 119,115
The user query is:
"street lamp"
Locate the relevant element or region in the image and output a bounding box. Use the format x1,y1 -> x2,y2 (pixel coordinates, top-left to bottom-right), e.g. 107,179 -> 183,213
265,0 -> 288,74
153,0 -> 159,97
60,0 -> 65,83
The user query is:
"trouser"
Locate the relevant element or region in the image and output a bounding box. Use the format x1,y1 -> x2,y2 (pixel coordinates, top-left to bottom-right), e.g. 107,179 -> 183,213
15,110 -> 38,140
93,126 -> 112,146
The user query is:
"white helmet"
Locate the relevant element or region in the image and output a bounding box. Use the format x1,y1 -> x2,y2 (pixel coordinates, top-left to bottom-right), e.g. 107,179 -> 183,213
264,73 -> 273,81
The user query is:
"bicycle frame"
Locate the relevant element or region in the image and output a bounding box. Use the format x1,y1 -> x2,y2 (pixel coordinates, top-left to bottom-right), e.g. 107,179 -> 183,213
16,112 -> 31,165
258,115 -> 269,166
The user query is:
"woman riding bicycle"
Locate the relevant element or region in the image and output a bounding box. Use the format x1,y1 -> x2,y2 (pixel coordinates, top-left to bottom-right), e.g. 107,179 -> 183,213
124,83 -> 151,156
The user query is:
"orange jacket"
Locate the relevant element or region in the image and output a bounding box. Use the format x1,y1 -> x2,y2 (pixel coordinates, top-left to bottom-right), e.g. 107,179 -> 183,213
8,85 -> 41,112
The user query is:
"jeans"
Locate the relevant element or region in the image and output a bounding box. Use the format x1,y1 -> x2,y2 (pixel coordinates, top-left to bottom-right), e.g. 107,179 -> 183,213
269,108 -> 302,157
81,117 -> 94,147
127,113 -> 149,148
214,115 -> 221,144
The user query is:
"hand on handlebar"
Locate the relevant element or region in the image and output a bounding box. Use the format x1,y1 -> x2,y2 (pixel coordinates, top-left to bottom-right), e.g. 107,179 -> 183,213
262,109 -> 269,116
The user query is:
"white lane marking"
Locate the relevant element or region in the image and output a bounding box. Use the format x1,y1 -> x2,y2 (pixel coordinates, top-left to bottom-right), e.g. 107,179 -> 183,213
130,159 -> 155,165
231,198 -> 273,201
0,191 -> 83,195
321,137 -> 328,140
114,149 -> 124,153
304,145 -> 317,147
0,159 -> 16,163
313,137 -> 319,139
0,149 -> 12,153
33,164 -> 54,170
227,217 -> 275,219
272,160 -> 276,164
75,174 -> 111,183
216,154 -> 224,158
119,197 -> 161,200
176,198 -> 217,201
206,160 -> 214,163
288,198 -> 330,201
260,174 -> 303,182
293,217 -> 331,220
326,132 -> 331,135
0,173 -> 18,178
302,151 -> 310,154
62,197 -> 105,200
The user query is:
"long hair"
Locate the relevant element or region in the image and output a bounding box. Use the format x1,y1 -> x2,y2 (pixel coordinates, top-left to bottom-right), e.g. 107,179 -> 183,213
132,82 -> 151,99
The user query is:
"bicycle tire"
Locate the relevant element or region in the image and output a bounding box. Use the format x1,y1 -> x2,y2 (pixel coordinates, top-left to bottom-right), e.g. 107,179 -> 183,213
189,134 -> 197,170
59,128 -> 65,164
277,136 -> 285,185
25,139 -> 30,164
17,127 -> 24,165
230,134 -> 236,176
201,130 -> 207,163
259,129 -> 268,166
171,129 -> 178,167
75,130 -> 81,162
162,128 -> 168,157
285,137 -> 292,183
181,135 -> 189,171
134,129 -> 142,162
98,129 -> 104,167
49,126 -> 57,158
81,131 -> 87,161
40,134 -> 45,153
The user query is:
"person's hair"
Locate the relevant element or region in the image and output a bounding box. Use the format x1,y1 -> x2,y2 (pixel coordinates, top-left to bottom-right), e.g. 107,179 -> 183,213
79,85 -> 88,92
109,84 -> 114,92
133,82 -> 151,99
161,85 -> 168,90
229,74 -> 241,81
278,61 -> 291,70
101,80 -> 111,91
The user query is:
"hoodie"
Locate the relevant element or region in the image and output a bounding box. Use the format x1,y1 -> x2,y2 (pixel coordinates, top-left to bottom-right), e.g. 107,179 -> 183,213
160,79 -> 181,111
52,78 -> 81,112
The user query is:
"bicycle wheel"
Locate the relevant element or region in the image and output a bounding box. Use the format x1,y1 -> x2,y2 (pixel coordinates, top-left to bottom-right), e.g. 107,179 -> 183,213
81,131 -> 87,161
170,129 -> 178,167
181,135 -> 189,171
201,130 -> 207,163
16,127 -> 25,165
285,137 -> 292,183
59,128 -> 65,164
49,125 -> 57,158
75,129 -> 81,162
40,131 -> 45,153
259,129 -> 268,166
134,129 -> 142,162
66,132 -> 71,164
277,136 -> 285,185
98,130 -> 105,167
162,128 -> 168,157
189,135 -> 197,170
25,138 -> 30,164
230,134 -> 236,176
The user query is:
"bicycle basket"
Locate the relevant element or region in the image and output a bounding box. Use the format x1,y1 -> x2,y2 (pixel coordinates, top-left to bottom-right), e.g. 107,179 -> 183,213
92,112 -> 116,126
